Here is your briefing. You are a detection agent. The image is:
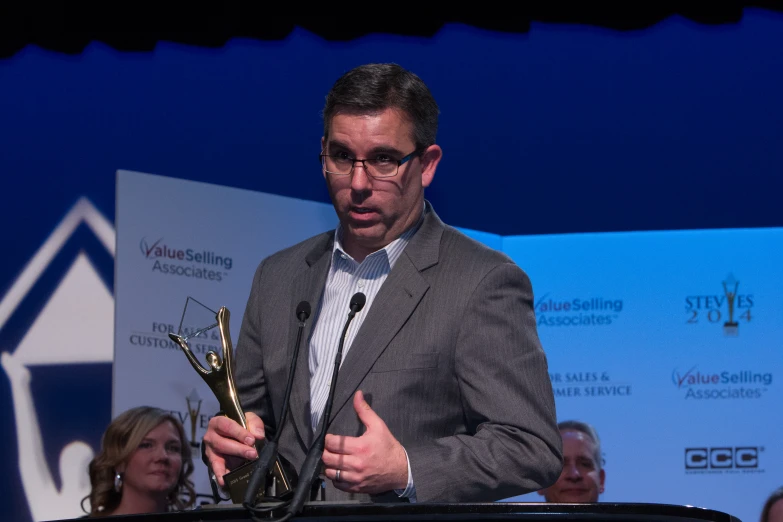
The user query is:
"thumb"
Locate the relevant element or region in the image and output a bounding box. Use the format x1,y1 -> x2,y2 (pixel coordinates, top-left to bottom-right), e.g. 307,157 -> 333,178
246,412 -> 266,440
353,390 -> 382,430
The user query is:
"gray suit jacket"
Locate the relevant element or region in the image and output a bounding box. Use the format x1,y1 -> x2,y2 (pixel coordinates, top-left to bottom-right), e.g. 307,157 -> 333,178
233,203 -> 562,503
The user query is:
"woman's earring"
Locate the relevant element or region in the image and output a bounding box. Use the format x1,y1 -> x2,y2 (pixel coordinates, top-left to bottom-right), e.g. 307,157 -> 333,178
114,471 -> 123,493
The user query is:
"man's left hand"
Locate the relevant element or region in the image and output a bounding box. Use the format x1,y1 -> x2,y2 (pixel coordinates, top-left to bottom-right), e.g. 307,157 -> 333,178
322,390 -> 408,494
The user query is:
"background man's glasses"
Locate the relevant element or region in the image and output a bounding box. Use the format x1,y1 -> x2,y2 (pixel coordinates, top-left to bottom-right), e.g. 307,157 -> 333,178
320,150 -> 418,178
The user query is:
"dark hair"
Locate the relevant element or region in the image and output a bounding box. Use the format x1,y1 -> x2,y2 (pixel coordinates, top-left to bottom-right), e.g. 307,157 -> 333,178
760,486 -> 783,522
83,406 -> 196,516
322,63 -> 439,151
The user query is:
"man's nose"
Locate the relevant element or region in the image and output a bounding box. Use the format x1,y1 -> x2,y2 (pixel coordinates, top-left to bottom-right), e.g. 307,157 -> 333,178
563,462 -> 581,480
350,162 -> 372,191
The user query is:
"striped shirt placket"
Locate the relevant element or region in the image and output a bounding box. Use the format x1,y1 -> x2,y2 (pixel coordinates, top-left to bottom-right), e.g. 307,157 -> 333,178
308,218 -> 421,433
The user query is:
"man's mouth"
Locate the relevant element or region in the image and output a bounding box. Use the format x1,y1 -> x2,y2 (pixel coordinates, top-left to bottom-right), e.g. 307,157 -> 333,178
348,206 -> 379,221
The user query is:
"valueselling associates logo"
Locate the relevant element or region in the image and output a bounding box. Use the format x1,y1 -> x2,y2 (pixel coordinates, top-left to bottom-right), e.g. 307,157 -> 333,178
535,293 -> 624,327
684,446 -> 765,474
672,366 -> 772,399
140,237 -> 233,282
684,273 -> 753,336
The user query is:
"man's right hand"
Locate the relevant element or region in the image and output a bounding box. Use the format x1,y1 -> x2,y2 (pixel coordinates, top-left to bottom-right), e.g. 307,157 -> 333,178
203,412 -> 265,487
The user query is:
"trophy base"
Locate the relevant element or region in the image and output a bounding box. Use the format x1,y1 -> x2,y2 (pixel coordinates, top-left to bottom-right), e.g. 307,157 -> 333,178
723,322 -> 739,336
223,456 -> 298,504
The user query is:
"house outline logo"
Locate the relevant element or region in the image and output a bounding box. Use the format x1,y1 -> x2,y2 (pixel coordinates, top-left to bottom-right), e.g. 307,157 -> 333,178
0,197 -> 115,521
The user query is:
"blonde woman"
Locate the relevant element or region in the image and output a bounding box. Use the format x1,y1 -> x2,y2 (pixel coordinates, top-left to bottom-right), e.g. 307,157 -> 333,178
84,406 -> 196,516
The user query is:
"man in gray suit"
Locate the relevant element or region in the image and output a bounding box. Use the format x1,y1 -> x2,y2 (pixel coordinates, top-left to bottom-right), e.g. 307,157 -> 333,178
202,63 -> 562,503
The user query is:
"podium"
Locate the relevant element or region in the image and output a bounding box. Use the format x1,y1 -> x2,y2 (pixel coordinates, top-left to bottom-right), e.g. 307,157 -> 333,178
52,502 -> 742,521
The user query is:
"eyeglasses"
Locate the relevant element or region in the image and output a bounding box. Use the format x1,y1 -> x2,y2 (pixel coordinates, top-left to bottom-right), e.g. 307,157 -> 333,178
320,150 -> 419,178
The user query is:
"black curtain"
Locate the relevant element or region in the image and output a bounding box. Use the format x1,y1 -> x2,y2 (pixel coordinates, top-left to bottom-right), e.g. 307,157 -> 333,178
2,5 -> 782,59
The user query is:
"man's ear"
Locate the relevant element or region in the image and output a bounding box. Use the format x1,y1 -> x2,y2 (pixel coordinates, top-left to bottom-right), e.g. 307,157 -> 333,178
419,144 -> 442,188
599,468 -> 606,493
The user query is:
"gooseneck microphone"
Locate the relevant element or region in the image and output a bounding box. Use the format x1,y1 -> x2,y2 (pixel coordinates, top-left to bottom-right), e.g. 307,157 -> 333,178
243,301 -> 311,508
284,292 -> 366,519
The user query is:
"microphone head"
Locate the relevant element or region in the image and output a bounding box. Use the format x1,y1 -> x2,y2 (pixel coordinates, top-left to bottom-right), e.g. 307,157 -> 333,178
296,301 -> 311,321
350,292 -> 366,312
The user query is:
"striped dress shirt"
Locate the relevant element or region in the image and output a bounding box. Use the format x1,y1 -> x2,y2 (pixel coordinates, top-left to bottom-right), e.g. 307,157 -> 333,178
308,209 -> 425,500
308,216 -> 422,430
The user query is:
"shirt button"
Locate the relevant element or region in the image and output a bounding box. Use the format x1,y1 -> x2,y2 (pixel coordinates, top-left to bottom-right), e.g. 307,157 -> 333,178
358,280 -> 365,288
341,253 -> 347,260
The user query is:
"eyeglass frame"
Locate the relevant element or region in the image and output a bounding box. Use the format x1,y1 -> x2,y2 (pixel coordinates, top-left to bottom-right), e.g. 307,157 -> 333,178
319,149 -> 420,178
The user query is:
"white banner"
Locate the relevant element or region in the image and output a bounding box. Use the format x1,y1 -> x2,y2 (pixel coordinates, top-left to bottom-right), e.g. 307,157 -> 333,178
113,170 -> 337,500
114,170 -> 782,522
501,229 -> 783,520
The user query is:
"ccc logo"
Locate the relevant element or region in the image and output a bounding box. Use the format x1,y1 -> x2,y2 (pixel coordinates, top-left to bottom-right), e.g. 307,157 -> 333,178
685,447 -> 759,469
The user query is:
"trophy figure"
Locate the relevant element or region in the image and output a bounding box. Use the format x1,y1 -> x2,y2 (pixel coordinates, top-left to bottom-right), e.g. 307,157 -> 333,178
168,298 -> 296,503
722,274 -> 739,336
185,389 -> 202,449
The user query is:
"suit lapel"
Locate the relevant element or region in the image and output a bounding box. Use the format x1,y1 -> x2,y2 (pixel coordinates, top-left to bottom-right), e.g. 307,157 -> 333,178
326,205 -> 444,427
287,234 -> 334,448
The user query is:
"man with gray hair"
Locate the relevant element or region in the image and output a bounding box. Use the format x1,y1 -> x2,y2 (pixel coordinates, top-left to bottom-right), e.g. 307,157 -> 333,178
538,420 -> 605,503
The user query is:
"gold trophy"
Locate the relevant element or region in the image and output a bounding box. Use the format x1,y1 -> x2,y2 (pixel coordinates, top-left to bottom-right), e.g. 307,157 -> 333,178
168,297 -> 296,503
